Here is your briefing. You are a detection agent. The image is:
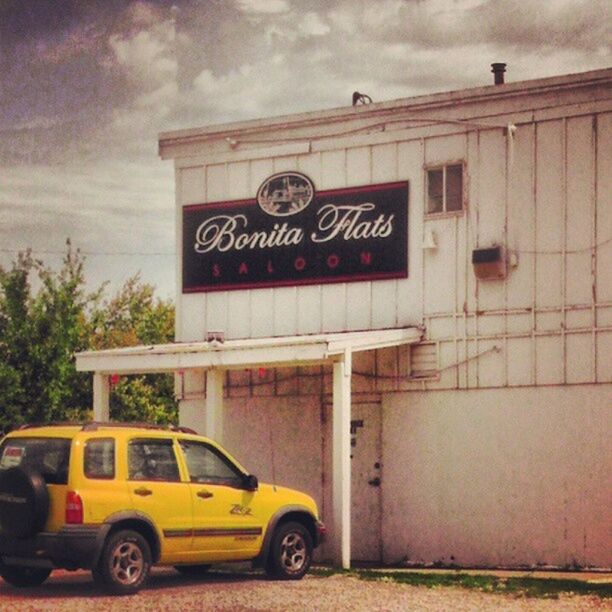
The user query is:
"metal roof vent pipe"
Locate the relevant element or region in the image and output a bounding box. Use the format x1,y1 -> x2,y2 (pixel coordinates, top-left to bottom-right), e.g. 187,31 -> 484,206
491,62 -> 507,85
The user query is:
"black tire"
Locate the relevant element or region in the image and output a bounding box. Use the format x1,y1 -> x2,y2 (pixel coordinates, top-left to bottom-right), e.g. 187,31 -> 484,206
174,564 -> 212,577
93,530 -> 152,595
0,467 -> 49,538
265,521 -> 313,580
0,560 -> 51,588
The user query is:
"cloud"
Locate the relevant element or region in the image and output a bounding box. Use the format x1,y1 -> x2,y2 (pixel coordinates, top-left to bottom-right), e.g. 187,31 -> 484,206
0,1 -> 182,166
236,0 -> 290,15
0,158 -> 175,292
1,0 -> 610,299
109,25 -> 176,84
126,0 -> 165,28
192,51 -> 346,121
187,0 -> 611,125
398,0 -> 608,52
94,5 -> 182,154
35,23 -> 105,65
324,0 -> 610,55
298,12 -> 331,37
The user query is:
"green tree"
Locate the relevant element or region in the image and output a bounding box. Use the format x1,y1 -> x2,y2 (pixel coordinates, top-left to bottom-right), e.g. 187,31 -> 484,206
89,275 -> 177,425
0,252 -> 32,432
0,245 -> 177,434
0,245 -> 95,432
89,275 -> 174,349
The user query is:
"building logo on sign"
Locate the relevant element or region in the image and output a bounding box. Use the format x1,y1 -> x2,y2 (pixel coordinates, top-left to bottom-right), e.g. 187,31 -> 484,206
183,174 -> 408,293
256,172 -> 314,217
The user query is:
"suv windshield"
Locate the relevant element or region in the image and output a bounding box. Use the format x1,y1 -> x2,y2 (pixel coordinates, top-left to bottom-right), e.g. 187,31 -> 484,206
0,438 -> 71,485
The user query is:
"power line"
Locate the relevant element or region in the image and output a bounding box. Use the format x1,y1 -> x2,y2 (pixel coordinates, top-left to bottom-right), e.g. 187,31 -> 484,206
2,237 -> 611,258
0,248 -> 174,257
511,237 -> 612,255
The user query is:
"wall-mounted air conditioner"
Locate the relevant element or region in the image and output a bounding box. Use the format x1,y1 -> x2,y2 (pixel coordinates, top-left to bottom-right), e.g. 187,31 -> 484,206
472,245 -> 507,280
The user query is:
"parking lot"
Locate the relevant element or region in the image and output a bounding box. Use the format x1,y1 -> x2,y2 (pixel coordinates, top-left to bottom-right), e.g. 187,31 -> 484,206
1,567 -> 607,611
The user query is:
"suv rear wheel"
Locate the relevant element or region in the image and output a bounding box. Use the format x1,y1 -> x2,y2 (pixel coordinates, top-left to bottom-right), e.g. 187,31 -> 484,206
93,530 -> 151,595
265,521 -> 313,580
0,560 -> 51,588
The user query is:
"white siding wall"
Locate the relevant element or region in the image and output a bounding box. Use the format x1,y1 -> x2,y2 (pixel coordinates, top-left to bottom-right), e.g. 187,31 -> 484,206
382,385 -> 612,568
171,74 -> 612,569
175,109 -> 611,389
178,381 -> 612,568
412,112 -> 611,390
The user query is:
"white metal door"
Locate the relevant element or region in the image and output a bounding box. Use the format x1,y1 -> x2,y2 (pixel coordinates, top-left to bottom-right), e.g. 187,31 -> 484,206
350,401 -> 382,562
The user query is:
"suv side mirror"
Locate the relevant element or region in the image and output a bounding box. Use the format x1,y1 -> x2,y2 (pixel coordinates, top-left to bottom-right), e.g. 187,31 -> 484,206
243,474 -> 258,491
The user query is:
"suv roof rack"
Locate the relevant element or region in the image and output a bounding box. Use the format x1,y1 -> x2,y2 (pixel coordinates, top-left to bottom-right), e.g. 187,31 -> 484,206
81,422 -> 199,435
11,422 -> 198,435
16,421 -> 87,431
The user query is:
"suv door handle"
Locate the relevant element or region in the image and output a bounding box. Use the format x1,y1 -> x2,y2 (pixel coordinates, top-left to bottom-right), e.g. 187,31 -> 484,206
197,490 -> 214,499
134,487 -> 153,497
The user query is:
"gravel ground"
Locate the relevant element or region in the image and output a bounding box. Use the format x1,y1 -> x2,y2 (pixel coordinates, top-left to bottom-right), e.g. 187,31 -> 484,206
1,568 -> 608,611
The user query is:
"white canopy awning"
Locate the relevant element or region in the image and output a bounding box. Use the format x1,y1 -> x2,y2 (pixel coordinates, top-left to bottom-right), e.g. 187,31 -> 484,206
75,326 -> 422,570
75,327 -> 423,374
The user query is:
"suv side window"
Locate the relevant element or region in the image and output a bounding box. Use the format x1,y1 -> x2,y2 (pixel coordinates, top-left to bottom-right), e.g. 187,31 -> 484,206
128,438 -> 180,482
179,441 -> 244,488
84,438 -> 115,479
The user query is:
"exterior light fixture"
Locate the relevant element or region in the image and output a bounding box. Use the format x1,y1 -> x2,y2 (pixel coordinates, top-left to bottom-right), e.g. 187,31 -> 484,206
206,331 -> 225,343
422,228 -> 437,250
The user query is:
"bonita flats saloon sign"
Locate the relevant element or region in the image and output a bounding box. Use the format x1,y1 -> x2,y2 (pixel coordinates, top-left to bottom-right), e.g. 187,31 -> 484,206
182,173 -> 408,293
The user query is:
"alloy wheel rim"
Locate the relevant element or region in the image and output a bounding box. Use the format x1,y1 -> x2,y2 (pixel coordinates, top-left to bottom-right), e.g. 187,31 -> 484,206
280,531 -> 307,572
110,541 -> 144,585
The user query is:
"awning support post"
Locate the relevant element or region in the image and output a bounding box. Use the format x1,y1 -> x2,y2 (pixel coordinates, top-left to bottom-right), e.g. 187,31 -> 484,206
205,368 -> 224,443
93,373 -> 110,421
332,349 -> 352,569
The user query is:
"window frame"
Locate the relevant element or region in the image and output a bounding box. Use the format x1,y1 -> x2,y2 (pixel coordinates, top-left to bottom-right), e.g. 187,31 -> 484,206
84,437 -> 115,480
178,440 -> 246,489
127,437 -> 181,483
424,161 -> 466,217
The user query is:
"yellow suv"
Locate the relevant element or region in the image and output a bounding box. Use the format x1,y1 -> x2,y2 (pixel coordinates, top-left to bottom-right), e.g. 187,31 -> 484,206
0,422 -> 325,594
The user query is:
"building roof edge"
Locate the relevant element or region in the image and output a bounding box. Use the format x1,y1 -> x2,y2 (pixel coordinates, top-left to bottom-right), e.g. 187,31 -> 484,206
158,67 -> 612,155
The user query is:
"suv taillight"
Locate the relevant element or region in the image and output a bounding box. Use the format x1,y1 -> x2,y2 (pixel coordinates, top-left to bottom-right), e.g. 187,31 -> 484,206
65,491 -> 83,524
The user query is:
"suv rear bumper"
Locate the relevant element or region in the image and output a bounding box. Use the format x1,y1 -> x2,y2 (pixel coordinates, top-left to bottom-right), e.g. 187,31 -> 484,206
0,524 -> 110,570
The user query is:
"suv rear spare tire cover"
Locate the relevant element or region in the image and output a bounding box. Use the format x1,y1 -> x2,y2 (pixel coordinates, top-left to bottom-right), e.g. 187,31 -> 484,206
0,467 -> 50,538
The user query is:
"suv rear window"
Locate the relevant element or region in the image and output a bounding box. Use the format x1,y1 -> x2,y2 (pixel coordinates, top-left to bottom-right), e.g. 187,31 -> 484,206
0,438 -> 71,485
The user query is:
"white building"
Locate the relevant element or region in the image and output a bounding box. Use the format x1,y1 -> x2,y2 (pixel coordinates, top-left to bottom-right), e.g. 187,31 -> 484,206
78,67 -> 612,570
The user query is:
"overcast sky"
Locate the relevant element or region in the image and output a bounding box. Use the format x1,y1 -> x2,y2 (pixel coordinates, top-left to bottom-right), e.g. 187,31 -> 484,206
1,0 -> 610,298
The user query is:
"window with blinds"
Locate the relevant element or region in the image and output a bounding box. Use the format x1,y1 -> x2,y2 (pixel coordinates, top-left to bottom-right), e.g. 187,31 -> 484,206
426,163 -> 464,215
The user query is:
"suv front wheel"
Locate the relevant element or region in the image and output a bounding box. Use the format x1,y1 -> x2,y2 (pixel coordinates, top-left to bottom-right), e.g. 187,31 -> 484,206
265,521 -> 313,580
93,530 -> 152,595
